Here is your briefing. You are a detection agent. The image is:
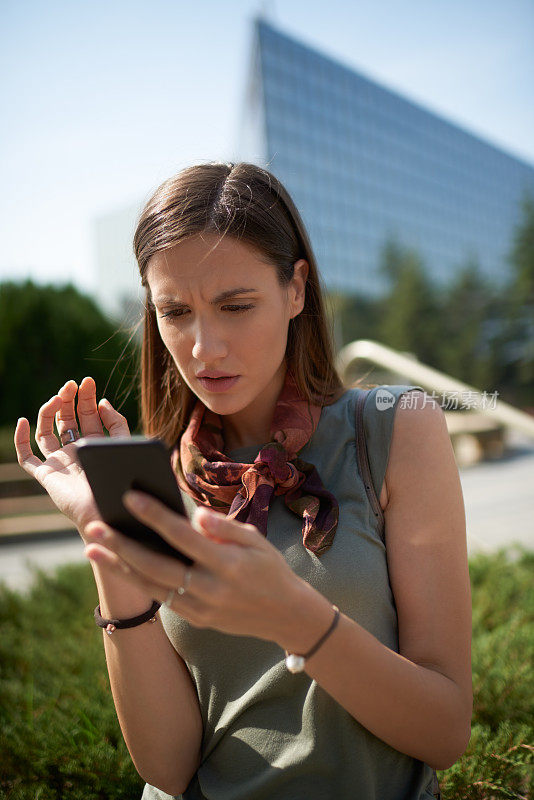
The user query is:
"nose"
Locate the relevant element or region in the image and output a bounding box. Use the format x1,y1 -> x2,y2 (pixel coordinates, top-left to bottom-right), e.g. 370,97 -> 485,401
191,318 -> 228,362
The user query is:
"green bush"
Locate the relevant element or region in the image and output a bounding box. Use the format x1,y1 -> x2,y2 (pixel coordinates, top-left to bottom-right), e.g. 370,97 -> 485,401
0,280 -> 141,434
0,423 -> 19,464
440,546 -> 534,798
0,547 -> 532,799
0,563 -> 144,799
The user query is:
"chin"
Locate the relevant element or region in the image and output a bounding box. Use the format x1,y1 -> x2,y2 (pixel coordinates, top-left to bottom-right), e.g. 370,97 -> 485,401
204,397 -> 250,416
193,388 -> 250,416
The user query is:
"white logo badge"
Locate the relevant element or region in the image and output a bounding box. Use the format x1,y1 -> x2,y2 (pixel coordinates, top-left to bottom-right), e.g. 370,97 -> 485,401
375,388 -> 395,411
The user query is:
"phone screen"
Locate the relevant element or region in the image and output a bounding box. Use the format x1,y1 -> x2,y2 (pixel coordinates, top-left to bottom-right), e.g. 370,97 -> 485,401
75,436 -> 193,565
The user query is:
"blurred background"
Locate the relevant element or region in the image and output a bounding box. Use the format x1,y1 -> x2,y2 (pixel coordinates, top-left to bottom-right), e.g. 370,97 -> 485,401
1,3 -> 533,797
1,0 -> 534,570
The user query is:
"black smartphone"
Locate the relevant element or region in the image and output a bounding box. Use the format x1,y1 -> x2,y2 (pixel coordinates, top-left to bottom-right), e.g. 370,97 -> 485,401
75,436 -> 193,565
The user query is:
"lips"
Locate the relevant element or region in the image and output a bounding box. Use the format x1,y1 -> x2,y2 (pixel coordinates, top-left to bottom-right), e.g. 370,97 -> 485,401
196,369 -> 239,378
197,375 -> 240,393
196,371 -> 237,379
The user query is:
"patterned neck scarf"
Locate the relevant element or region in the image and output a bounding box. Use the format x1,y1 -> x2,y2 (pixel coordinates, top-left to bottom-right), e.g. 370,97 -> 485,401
172,370 -> 339,556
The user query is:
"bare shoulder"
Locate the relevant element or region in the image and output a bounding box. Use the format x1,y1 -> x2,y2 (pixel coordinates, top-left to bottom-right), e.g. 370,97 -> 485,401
382,390 -> 473,715
381,390 -> 448,509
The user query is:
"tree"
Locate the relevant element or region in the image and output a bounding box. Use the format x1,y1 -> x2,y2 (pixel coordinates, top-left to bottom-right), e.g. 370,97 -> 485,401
508,192 -> 534,307
439,257 -> 499,391
0,280 -> 141,430
376,238 -> 441,368
325,290 -> 379,349
502,192 -> 534,404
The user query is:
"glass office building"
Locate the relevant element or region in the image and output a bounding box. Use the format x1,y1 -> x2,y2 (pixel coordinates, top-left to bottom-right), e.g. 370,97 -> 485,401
238,19 -> 534,297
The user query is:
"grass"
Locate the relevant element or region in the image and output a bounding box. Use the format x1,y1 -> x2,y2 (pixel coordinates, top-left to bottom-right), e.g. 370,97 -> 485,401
0,563 -> 144,799
0,546 -> 532,799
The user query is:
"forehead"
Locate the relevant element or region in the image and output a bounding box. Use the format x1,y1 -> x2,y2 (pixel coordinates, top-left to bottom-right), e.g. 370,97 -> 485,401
146,233 -> 274,298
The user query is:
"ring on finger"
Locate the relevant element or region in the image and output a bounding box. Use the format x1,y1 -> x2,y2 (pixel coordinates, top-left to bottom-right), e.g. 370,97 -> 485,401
178,567 -> 192,595
60,428 -> 80,446
165,567 -> 193,607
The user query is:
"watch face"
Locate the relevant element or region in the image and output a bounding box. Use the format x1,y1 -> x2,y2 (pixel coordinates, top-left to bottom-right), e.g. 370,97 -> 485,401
285,653 -> 306,673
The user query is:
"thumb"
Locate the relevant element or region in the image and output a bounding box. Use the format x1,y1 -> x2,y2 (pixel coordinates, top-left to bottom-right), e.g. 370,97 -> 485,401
193,506 -> 260,547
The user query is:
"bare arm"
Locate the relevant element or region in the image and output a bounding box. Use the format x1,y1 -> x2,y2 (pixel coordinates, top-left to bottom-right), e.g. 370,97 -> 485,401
79,391 -> 471,773
14,377 -> 203,796
88,555 -> 203,795
273,391 -> 472,770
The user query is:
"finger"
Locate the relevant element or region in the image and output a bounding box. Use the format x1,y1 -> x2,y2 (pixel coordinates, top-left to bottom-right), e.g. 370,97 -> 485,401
14,417 -> 44,478
56,380 -> 80,441
84,539 -> 135,576
84,520 -> 200,592
122,491 -> 225,570
35,395 -> 63,457
98,398 -> 130,437
76,376 -> 104,437
193,506 -> 263,547
83,541 -> 207,625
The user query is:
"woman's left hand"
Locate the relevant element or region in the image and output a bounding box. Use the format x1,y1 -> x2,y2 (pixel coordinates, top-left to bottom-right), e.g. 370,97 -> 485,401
83,490 -> 302,644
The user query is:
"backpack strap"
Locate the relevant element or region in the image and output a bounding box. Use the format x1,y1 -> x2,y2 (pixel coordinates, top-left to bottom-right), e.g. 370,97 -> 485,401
354,388 -> 442,800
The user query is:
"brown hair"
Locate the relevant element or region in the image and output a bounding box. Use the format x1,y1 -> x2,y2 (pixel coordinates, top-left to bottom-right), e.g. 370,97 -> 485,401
133,161 -> 345,446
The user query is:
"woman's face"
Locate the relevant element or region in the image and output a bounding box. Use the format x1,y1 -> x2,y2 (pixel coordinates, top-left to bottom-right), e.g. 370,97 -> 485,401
146,232 -> 308,425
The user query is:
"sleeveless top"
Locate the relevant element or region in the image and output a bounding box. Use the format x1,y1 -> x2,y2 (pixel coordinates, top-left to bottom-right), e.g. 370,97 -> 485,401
142,384 -> 438,800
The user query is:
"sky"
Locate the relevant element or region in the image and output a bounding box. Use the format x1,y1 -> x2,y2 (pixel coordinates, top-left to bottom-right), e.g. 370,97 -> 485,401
1,0 -> 533,294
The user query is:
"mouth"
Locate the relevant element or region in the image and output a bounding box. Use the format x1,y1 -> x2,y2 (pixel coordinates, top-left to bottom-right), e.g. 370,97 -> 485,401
197,375 -> 240,393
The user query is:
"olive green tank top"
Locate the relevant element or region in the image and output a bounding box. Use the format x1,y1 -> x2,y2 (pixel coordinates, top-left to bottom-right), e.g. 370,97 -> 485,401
142,385 -> 437,800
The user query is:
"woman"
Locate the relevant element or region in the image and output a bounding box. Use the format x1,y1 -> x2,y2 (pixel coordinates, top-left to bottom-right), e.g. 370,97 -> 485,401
14,162 -> 472,799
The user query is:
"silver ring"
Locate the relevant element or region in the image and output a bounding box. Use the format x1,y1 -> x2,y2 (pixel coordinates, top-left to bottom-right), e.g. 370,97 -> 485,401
60,428 -> 80,446
177,567 -> 192,595
164,588 -> 176,608
164,567 -> 192,608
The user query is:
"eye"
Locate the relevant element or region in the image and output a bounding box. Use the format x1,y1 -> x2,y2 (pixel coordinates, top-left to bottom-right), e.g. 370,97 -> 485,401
160,308 -> 188,319
222,304 -> 255,313
159,303 -> 255,320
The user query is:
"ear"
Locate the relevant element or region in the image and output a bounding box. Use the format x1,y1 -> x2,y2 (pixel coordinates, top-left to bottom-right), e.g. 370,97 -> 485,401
288,259 -> 309,318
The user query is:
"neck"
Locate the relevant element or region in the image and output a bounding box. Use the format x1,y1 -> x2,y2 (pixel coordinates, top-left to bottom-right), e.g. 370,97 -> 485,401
222,363 -> 287,451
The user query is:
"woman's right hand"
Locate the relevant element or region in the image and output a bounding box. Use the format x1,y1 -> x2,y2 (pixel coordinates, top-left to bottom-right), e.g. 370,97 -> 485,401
14,376 -> 131,544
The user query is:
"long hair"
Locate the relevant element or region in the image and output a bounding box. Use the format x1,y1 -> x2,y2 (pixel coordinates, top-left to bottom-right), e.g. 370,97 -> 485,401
133,161 -> 345,446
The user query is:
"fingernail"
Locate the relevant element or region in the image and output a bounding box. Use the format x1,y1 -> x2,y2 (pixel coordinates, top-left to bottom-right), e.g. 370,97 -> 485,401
123,490 -> 146,509
196,506 -> 219,527
84,545 -> 101,561
86,525 -> 107,540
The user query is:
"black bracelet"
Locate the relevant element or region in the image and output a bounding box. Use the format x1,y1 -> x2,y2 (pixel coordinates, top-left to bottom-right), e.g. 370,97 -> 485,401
302,604 -> 340,659
94,600 -> 162,635
284,605 -> 340,673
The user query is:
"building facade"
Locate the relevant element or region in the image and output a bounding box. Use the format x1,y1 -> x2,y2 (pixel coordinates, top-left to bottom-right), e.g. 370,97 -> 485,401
238,18 -> 534,297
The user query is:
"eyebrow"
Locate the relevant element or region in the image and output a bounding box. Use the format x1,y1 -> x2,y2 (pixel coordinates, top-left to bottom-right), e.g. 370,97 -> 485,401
153,287 -> 258,306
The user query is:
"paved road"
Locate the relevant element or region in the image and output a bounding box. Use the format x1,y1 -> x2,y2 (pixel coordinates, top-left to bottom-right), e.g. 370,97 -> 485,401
457,439 -> 534,557
1,435 -> 533,596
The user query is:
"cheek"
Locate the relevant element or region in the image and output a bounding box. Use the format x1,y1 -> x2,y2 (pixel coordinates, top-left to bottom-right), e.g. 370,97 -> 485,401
158,324 -> 187,362
245,306 -> 289,357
